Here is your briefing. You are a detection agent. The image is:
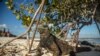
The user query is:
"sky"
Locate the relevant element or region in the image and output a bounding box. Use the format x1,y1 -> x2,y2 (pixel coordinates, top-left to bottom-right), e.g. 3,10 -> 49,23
0,0 -> 26,35
0,0 -> 100,38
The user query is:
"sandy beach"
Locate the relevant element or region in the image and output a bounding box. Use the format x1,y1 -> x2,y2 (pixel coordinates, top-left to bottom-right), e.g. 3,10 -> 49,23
0,37 -> 100,56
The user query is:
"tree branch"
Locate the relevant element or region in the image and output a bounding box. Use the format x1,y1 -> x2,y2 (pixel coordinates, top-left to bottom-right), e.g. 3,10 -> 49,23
94,19 -> 100,34
28,0 -> 45,53
0,0 -> 45,48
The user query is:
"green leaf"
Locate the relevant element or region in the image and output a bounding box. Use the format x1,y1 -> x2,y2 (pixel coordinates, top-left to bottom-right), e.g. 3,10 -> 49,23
5,1 -> 9,5
7,5 -> 14,10
20,4 -> 25,9
16,14 -> 20,20
13,9 -> 17,14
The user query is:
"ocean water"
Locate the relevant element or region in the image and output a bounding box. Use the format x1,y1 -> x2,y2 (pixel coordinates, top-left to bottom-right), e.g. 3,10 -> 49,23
36,37 -> 100,45
78,38 -> 100,45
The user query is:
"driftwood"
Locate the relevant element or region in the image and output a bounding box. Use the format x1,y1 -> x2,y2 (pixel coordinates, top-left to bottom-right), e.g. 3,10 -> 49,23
36,28 -> 75,56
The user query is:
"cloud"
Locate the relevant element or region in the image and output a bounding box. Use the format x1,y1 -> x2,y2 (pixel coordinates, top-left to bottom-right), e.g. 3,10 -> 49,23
0,24 -> 7,30
0,24 -> 7,28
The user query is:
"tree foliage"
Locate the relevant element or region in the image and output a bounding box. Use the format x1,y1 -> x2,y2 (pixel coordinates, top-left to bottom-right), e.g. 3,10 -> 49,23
5,0 -> 100,35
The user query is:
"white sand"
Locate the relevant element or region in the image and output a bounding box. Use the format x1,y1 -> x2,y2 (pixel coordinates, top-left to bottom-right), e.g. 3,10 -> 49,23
0,37 -> 100,56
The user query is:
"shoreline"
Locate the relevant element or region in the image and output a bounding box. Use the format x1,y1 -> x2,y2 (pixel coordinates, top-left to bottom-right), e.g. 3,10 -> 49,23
0,37 -> 100,44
